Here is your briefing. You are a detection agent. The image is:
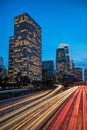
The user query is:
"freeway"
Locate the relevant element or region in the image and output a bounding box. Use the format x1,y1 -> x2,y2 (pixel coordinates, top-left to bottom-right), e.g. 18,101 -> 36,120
0,85 -> 78,130
46,86 -> 87,130
0,85 -> 62,116
0,89 -> 51,115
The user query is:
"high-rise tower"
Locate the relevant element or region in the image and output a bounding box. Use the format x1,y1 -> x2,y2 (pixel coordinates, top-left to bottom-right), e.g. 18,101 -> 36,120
84,68 -> 87,82
8,13 -> 42,83
56,43 -> 70,72
42,60 -> 54,81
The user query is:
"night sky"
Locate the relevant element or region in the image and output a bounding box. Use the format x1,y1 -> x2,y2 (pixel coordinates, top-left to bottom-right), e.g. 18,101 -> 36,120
0,0 -> 87,69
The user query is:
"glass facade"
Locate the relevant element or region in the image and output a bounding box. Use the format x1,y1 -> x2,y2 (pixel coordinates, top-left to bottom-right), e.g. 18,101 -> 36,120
56,44 -> 70,72
0,67 -> 7,78
42,60 -> 54,80
56,47 -> 66,72
8,13 -> 42,83
71,68 -> 82,82
84,68 -> 87,82
71,60 -> 75,69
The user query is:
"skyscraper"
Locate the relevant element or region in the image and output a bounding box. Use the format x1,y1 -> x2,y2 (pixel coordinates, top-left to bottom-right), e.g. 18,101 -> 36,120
0,56 -> 8,78
84,68 -> 87,82
71,60 -> 75,69
56,43 -> 70,72
8,13 -> 42,83
71,68 -> 82,82
42,60 -> 54,81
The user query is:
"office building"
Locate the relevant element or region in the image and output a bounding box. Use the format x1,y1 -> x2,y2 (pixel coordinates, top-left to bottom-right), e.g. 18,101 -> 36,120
84,68 -> 87,82
71,60 -> 75,69
42,60 -> 54,81
71,68 -> 82,82
0,67 -> 8,78
0,57 -> 8,78
56,43 -> 71,72
8,13 -> 42,83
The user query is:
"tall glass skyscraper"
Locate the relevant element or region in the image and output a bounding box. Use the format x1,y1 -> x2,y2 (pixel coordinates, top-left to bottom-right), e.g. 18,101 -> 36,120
56,43 -> 71,72
42,60 -> 54,80
84,68 -> 87,82
8,13 -> 42,83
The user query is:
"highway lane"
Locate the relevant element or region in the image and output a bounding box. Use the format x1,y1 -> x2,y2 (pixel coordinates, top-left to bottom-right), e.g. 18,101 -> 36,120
0,90 -> 52,111
0,89 -> 51,113
0,86 -> 78,130
0,85 -> 63,124
0,85 -> 62,112
47,87 -> 80,130
26,88 -> 77,130
48,86 -> 87,130
12,90 -> 72,130
0,90 -> 52,106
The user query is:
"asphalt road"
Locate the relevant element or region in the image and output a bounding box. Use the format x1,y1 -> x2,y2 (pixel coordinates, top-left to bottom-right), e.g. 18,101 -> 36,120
0,85 -> 80,130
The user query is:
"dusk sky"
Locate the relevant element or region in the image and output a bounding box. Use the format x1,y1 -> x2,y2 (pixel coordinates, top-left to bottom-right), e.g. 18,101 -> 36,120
0,0 -> 87,69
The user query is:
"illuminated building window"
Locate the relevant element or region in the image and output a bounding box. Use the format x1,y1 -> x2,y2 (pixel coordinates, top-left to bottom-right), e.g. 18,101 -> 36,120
8,13 -> 42,83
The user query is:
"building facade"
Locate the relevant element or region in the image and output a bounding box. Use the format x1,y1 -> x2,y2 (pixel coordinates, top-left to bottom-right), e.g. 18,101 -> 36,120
0,67 -> 8,78
71,68 -> 82,82
42,60 -> 54,81
84,68 -> 87,82
0,57 -> 8,79
56,43 -> 71,72
71,60 -> 75,69
56,47 -> 66,72
8,13 -> 42,83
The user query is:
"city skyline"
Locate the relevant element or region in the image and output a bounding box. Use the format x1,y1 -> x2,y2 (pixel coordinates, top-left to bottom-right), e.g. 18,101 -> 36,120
0,0 -> 87,69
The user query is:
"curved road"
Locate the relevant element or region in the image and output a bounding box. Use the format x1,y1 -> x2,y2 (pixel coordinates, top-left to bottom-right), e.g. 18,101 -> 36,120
0,85 -> 78,130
